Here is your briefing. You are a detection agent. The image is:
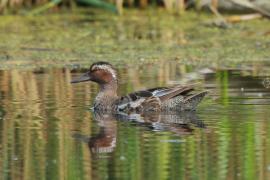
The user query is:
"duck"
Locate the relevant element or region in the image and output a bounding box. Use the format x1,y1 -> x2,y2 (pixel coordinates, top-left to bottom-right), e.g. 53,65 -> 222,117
71,61 -> 207,113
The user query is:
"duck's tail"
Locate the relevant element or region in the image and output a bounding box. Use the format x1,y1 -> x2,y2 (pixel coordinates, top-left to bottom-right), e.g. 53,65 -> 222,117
182,91 -> 208,110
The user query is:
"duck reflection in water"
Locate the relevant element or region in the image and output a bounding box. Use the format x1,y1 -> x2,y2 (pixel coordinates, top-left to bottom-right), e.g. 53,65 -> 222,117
73,111 -> 206,154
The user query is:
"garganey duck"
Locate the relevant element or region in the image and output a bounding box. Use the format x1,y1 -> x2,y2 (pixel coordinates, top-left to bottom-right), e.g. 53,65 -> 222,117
71,61 -> 207,112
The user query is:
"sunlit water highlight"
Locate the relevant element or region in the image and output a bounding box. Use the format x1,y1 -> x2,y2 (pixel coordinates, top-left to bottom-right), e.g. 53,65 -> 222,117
0,61 -> 270,180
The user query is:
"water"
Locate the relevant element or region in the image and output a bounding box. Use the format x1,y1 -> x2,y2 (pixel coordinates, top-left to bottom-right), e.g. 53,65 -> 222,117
0,61 -> 270,179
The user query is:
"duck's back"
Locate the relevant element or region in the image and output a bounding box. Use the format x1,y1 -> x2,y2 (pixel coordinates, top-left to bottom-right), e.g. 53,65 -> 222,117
115,86 -> 207,113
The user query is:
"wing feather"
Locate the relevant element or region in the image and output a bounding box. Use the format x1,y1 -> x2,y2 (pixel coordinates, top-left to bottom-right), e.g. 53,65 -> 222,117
158,86 -> 194,102
116,85 -> 201,112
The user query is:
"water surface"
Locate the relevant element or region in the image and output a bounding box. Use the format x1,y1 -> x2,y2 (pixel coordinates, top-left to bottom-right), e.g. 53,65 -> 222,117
0,61 -> 270,179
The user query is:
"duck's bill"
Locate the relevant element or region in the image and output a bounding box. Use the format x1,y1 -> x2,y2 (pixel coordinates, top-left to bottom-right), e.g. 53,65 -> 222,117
71,72 -> 91,83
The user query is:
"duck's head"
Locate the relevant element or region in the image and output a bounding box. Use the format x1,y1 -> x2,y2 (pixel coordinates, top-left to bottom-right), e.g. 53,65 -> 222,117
71,61 -> 117,85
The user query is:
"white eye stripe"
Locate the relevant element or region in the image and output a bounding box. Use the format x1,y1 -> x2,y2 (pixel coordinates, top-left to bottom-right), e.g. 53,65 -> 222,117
92,65 -> 117,79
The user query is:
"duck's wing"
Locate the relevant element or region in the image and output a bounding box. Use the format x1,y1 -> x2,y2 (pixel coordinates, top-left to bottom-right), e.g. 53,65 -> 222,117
116,89 -> 162,112
149,86 -> 194,102
116,86 -> 196,112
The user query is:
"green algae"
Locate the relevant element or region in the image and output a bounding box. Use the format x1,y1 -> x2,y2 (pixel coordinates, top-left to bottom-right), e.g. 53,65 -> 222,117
0,9 -> 269,69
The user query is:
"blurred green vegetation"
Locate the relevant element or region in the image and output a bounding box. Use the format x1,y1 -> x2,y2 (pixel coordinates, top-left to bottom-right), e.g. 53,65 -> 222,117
0,9 -> 269,70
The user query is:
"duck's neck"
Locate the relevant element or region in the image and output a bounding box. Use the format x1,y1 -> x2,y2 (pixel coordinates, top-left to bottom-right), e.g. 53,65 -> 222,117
94,81 -> 118,110
99,81 -> 118,96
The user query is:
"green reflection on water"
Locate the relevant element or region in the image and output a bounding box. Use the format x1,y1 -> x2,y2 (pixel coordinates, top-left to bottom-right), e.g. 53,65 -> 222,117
0,62 -> 270,179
